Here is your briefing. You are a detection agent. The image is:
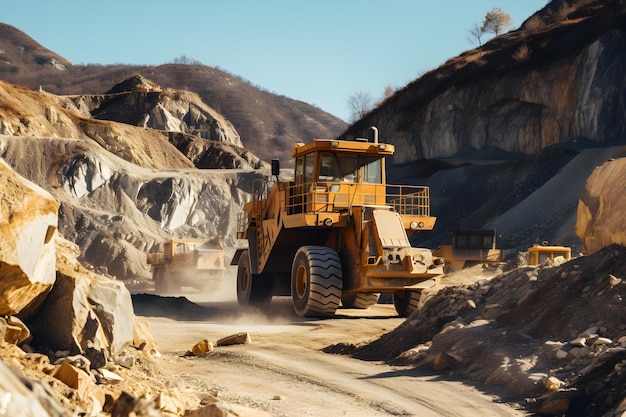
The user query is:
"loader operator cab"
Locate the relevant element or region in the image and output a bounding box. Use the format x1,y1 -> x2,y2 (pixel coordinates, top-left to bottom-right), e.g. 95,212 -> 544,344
286,138 -> 392,215
295,152 -> 383,185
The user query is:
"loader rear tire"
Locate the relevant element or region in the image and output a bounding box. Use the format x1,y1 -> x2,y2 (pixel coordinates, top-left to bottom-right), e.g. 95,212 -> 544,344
291,246 -> 343,317
393,290 -> 421,317
237,250 -> 273,306
341,293 -> 380,309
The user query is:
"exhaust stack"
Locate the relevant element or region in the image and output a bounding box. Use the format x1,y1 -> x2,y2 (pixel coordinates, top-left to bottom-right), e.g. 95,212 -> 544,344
370,126 -> 379,143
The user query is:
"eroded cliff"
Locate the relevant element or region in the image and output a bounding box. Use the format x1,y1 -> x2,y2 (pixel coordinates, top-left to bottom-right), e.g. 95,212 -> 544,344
344,0 -> 626,164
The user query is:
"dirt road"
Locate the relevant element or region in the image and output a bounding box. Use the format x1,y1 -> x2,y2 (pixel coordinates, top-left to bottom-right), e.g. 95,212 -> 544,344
136,281 -> 528,417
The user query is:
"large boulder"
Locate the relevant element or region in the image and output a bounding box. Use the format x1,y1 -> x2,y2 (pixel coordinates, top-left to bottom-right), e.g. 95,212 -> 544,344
28,238 -> 134,357
576,157 -> 626,254
0,158 -> 58,318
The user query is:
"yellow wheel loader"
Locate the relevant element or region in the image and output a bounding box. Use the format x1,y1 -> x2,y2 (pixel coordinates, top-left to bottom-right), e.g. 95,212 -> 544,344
231,128 -> 444,317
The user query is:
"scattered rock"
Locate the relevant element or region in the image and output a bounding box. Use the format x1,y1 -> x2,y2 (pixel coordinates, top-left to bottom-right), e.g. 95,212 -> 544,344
133,316 -> 158,354
156,389 -> 187,417
98,368 -> 123,385
53,361 -> 105,412
556,349 -> 569,360
186,339 -> 215,356
216,332 -> 252,346
432,352 -> 462,371
111,391 -> 160,417
593,337 -> 612,345
112,349 -> 136,369
544,340 -> 565,349
0,316 -> 31,345
393,344 -> 431,365
543,376 -> 563,391
53,355 -> 91,374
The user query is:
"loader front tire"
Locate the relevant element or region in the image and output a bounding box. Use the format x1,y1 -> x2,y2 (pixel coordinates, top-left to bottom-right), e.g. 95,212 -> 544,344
237,250 -> 272,306
291,246 -> 343,317
341,293 -> 380,309
393,290 -> 421,317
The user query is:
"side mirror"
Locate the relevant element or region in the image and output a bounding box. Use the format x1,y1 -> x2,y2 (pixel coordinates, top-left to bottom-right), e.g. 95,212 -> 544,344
271,159 -> 280,176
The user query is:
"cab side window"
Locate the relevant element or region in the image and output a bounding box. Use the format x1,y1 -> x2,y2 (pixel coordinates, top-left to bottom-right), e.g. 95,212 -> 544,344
295,157 -> 304,184
304,155 -> 314,183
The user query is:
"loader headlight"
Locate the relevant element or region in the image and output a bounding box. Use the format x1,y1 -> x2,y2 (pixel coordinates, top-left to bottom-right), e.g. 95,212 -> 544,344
323,218 -> 333,227
410,221 -> 425,230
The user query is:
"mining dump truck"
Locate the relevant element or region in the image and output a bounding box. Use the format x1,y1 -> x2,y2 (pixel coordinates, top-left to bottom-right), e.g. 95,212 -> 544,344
433,228 -> 503,272
146,237 -> 225,295
231,128 -> 445,317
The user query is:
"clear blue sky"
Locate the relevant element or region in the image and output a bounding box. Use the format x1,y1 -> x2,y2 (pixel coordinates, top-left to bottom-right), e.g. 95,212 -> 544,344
4,0 -> 548,122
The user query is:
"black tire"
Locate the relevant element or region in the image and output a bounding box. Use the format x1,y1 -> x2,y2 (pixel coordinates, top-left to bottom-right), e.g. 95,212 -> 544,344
237,250 -> 273,306
341,293 -> 380,309
291,246 -> 343,317
393,290 -> 421,317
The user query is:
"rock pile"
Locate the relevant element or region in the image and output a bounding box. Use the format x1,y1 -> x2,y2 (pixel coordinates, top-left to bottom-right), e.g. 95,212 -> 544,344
351,245 -> 626,416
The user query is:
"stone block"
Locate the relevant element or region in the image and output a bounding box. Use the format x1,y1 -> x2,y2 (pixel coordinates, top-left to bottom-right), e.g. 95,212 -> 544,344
216,332 -> 252,346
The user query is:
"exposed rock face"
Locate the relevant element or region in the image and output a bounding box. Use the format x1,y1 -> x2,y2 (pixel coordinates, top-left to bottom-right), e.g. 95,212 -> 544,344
0,135 -> 267,280
0,77 -> 268,281
0,158 -> 58,318
79,75 -> 243,148
344,1 -> 626,164
576,156 -> 626,254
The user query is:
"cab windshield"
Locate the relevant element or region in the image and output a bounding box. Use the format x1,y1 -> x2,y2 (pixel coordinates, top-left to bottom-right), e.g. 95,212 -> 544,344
318,153 -> 382,184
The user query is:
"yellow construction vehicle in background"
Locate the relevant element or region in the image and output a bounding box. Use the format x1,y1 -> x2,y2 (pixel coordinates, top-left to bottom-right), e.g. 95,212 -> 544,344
433,228 -> 503,272
147,237 -> 225,295
231,128 -> 444,317
527,243 -> 571,266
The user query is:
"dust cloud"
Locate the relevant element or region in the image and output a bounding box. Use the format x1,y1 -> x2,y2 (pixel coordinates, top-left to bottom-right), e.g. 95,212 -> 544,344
131,266 -> 298,329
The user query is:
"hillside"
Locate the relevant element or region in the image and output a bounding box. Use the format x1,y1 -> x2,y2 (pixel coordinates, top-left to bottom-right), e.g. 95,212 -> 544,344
0,23 -> 347,165
361,0 -> 626,253
344,0 -> 626,160
0,78 -> 268,280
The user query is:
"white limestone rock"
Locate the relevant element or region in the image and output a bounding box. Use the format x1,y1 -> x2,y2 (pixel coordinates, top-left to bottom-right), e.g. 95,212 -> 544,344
0,159 -> 58,318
